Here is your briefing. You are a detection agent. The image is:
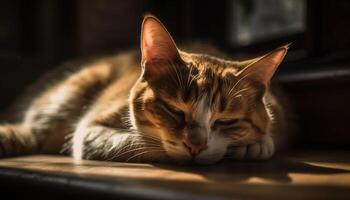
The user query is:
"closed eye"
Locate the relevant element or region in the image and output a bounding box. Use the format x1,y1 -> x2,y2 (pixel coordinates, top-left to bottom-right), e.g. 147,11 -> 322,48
214,118 -> 239,127
159,100 -> 184,119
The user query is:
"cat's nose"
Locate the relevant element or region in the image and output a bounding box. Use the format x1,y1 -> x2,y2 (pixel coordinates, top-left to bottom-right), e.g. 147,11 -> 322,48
183,139 -> 207,157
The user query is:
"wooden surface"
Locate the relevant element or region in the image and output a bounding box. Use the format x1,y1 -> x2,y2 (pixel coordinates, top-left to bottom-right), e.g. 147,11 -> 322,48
0,151 -> 350,200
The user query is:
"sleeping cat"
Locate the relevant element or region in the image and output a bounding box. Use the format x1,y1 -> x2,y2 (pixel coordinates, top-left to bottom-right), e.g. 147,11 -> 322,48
0,15 -> 289,164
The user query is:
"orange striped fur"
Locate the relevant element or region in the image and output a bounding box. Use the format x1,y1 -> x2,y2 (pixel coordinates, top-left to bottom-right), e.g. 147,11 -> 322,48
0,16 -> 290,164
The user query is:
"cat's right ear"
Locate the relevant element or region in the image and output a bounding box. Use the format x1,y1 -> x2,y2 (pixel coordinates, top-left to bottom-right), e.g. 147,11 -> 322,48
140,15 -> 182,81
238,45 -> 289,89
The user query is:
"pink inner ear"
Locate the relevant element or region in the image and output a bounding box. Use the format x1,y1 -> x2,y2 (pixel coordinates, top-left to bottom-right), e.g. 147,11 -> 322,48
142,36 -> 170,61
141,17 -> 179,63
240,47 -> 288,86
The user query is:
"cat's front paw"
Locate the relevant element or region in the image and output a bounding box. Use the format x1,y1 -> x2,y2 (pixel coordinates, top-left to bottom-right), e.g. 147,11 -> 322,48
228,136 -> 275,161
246,136 -> 275,160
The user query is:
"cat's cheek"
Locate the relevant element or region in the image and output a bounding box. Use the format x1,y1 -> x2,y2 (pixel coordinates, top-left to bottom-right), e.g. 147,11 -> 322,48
163,144 -> 192,163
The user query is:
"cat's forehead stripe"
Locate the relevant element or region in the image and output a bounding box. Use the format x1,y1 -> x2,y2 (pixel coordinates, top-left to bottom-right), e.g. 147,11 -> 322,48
182,53 -> 240,74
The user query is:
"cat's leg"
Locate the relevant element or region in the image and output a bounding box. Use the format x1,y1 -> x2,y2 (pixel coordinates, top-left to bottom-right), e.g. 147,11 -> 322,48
0,124 -> 37,157
228,135 -> 275,160
70,124 -> 168,163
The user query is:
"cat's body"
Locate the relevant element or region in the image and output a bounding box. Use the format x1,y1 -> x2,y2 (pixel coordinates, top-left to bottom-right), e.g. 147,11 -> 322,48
0,16 -> 291,164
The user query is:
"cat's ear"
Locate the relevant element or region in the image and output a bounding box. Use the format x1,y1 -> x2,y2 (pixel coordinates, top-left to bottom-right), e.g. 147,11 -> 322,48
140,15 -> 183,81
238,44 -> 289,88
141,15 -> 180,64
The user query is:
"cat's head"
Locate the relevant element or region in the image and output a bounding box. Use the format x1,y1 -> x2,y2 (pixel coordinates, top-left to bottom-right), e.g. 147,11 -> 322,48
130,15 -> 288,164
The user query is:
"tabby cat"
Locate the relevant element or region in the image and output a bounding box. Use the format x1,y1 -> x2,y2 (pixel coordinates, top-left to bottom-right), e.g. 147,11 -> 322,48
0,16 -> 290,164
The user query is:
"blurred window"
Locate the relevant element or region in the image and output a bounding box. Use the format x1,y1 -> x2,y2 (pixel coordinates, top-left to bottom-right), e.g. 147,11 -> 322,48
229,0 -> 306,46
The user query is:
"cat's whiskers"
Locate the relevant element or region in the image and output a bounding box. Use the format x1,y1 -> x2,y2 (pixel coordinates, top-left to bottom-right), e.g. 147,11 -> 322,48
228,73 -> 251,96
231,88 -> 250,99
109,136 -> 161,159
122,128 -> 162,141
187,65 -> 199,88
129,134 -> 162,143
126,149 -> 166,162
108,145 -> 158,161
186,65 -> 193,87
160,58 -> 183,90
111,146 -> 163,161
168,60 -> 185,90
115,142 -> 161,151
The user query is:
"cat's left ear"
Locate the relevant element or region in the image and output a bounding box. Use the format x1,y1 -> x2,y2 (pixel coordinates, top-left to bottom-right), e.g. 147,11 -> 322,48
140,15 -> 183,81
141,15 -> 180,63
238,44 -> 289,88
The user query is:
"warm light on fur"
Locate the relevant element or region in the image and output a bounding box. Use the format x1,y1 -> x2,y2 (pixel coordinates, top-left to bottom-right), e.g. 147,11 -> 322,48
0,15 -> 289,165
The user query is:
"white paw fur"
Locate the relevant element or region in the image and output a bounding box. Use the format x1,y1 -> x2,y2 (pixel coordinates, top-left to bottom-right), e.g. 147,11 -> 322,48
229,135 -> 275,160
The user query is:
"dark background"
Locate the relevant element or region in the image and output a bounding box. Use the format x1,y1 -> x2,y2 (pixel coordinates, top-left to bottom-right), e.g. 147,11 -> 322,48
1,0 -> 350,148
